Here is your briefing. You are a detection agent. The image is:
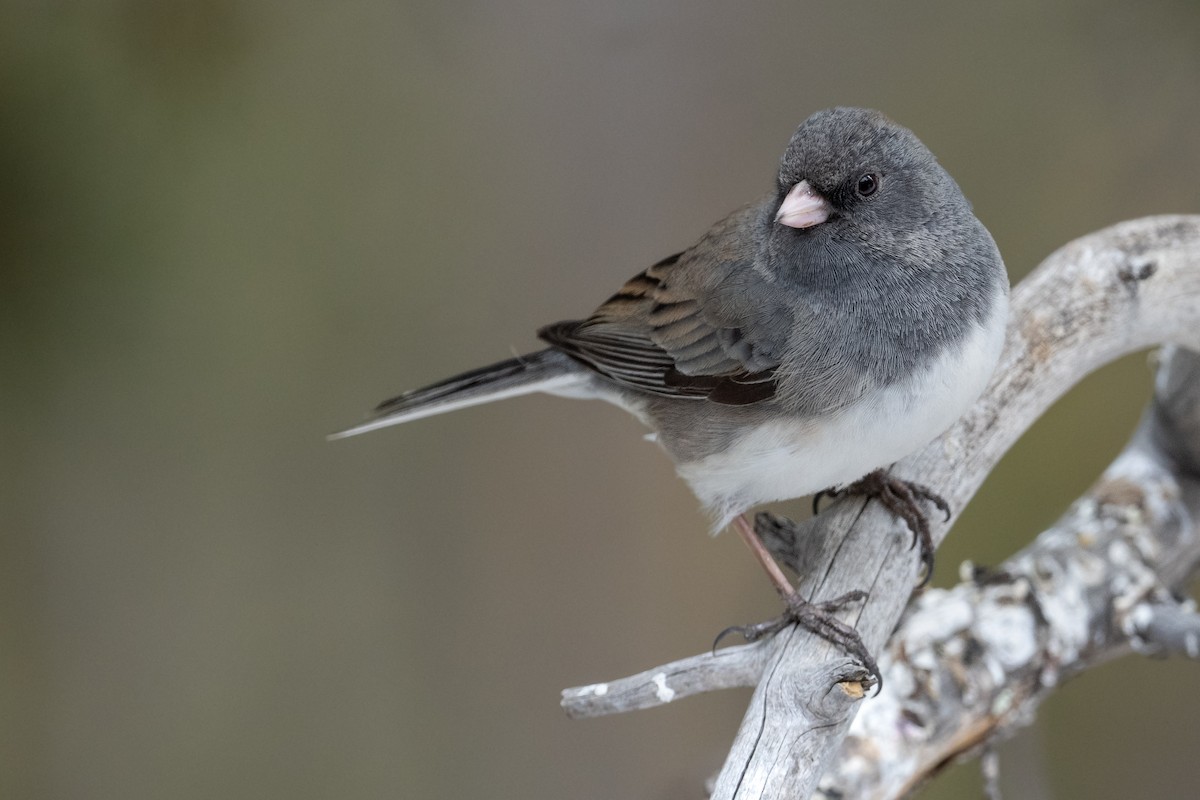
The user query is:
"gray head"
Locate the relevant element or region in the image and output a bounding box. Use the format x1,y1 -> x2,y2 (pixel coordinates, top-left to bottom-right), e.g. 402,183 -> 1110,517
753,108 -> 1007,408
775,107 -> 962,229
766,107 -> 991,286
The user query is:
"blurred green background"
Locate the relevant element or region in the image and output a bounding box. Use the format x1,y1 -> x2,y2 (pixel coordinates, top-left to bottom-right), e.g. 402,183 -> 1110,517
3,2 -> 1199,798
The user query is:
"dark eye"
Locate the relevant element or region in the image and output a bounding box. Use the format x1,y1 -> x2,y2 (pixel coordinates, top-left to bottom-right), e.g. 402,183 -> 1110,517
856,173 -> 879,197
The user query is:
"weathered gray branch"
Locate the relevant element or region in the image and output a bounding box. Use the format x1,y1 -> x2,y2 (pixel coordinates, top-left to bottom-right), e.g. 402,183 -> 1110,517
1130,601 -> 1200,660
815,348 -> 1200,797
561,216 -> 1200,798
562,643 -> 772,719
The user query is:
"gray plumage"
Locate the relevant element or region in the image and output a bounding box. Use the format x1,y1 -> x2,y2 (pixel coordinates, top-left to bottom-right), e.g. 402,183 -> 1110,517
332,107 -> 1009,526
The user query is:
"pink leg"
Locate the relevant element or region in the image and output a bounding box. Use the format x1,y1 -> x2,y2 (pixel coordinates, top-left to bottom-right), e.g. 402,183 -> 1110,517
732,513 -> 796,597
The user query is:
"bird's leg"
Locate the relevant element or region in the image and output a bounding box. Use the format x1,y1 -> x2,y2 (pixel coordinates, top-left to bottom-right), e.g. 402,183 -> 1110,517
836,469 -> 951,585
730,512 -> 797,597
720,514 -> 880,689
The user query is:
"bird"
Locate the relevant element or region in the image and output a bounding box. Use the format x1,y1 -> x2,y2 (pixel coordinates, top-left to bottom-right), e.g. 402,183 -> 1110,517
332,107 -> 1009,679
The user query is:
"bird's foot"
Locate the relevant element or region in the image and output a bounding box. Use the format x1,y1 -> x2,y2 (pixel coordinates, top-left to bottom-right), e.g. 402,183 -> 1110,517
714,589 -> 880,691
836,469 -> 951,585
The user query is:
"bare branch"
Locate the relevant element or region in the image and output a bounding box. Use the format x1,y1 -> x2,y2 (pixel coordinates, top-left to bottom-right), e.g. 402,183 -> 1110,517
709,216 -> 1200,800
815,349 -> 1200,796
561,641 -> 771,718
560,216 -> 1200,799
1128,600 -> 1200,660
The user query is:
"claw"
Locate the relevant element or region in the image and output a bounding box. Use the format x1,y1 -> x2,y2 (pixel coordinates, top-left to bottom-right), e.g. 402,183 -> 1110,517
711,625 -> 738,654
712,618 -> 788,653
838,470 -> 950,584
916,548 -> 935,589
811,487 -> 843,516
714,590 -> 881,692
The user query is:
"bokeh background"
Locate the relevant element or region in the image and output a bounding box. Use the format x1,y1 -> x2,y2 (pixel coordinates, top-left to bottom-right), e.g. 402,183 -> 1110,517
4,2 -> 1200,798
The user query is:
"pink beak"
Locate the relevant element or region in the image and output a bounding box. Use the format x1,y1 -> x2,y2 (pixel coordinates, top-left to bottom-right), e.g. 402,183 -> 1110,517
775,180 -> 832,229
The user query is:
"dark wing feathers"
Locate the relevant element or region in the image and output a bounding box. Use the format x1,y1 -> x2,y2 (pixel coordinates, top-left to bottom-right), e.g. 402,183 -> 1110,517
536,250 -> 783,405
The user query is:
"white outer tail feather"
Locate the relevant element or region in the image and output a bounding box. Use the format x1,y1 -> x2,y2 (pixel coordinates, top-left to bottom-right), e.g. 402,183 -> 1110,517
328,372 -> 587,440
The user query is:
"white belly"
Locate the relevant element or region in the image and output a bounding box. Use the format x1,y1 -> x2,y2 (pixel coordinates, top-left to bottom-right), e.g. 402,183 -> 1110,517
678,296 -> 1008,528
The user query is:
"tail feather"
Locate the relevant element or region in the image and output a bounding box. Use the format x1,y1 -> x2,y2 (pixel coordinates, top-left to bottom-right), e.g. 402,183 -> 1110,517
329,349 -> 582,439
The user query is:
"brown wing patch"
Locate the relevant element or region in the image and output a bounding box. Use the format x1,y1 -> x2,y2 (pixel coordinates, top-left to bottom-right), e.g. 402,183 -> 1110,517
537,251 -> 779,404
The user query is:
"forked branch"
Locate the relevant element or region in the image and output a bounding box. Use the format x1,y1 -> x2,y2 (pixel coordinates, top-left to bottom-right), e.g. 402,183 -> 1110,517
562,216 -> 1200,799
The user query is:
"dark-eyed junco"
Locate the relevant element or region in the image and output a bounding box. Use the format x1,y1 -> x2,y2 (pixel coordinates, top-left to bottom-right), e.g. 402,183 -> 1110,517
333,108 -> 1008,673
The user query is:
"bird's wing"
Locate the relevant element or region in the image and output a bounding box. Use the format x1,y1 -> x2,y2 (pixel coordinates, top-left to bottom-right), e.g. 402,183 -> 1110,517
538,244 -> 787,406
